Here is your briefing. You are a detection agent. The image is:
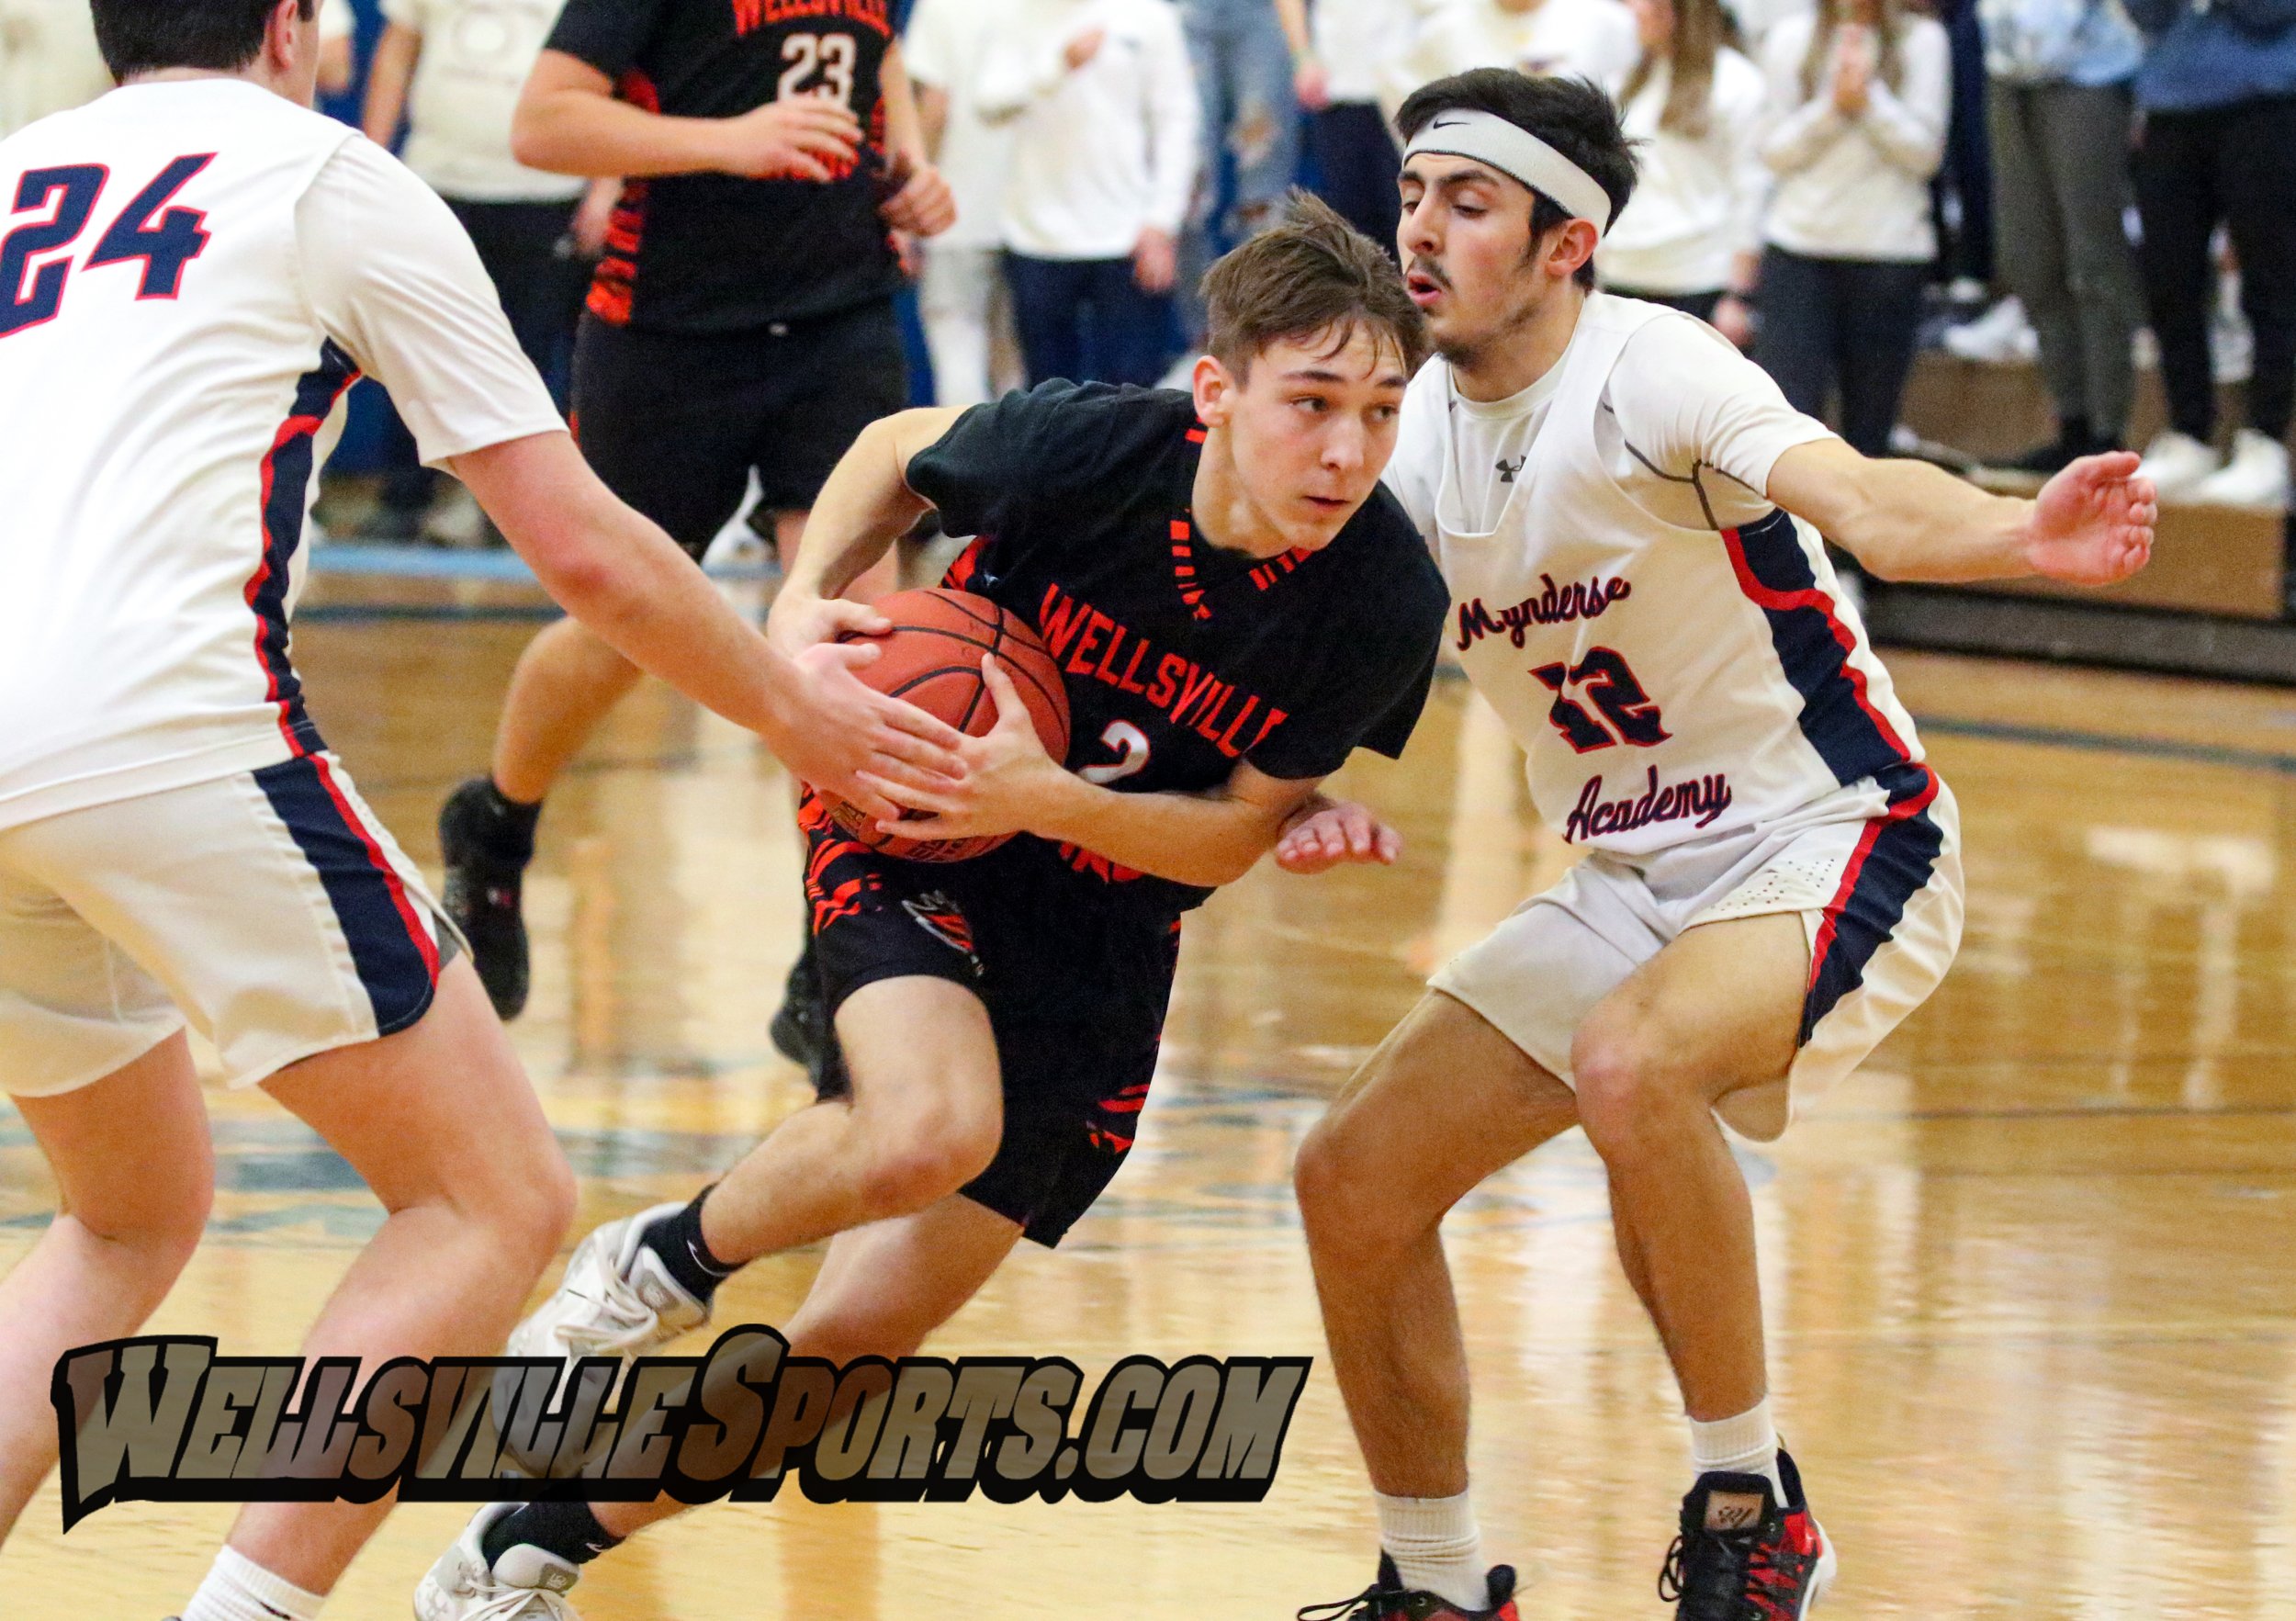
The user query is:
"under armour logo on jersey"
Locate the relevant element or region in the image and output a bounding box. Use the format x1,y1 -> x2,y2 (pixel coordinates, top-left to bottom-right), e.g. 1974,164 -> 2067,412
1496,456 -> 1527,484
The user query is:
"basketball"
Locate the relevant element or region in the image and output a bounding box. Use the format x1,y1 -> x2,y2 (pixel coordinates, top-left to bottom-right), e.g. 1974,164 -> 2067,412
818,587 -> 1072,861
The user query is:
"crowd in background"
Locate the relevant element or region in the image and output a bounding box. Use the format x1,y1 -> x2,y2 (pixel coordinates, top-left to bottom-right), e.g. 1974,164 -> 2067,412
0,0 -> 2290,513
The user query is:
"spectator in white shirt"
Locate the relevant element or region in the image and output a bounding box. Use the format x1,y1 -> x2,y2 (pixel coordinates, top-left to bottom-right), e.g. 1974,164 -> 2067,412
0,0 -> 111,136
981,0 -> 1200,387
1752,0 -> 1948,456
1599,0 -> 1768,339
1386,0 -> 1641,120
906,0 -> 1024,407
1275,0 -> 1414,249
361,0 -> 595,539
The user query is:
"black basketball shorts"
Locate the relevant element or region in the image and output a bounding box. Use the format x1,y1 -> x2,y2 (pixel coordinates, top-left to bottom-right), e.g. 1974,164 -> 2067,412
796,792 -> 1181,1248
569,299 -> 909,557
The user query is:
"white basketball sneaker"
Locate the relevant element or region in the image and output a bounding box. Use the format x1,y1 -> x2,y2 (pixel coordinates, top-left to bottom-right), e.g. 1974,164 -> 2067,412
2189,428 -> 2291,510
509,1202 -> 712,1375
2135,430 -> 2222,501
1942,296 -> 2037,365
414,1503 -> 583,1621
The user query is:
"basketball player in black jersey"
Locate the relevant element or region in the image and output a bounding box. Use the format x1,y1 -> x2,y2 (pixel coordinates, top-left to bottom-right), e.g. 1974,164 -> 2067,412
413,196 -> 1451,1616
433,0 -> 956,1021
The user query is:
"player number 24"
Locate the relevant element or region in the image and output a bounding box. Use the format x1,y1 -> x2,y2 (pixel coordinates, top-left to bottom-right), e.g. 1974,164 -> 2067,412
0,156 -> 215,341
1531,647 -> 1671,753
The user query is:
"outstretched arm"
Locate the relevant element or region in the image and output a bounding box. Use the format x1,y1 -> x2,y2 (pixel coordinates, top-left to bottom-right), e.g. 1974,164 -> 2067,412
1766,438 -> 2156,586
454,433 -> 962,817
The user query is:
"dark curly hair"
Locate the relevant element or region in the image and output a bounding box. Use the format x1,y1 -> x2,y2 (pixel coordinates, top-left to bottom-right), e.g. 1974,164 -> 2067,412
1396,70 -> 1638,289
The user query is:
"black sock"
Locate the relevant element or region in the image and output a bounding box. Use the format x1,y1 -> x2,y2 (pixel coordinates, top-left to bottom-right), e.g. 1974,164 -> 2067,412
2059,415 -> 2091,449
480,1499 -> 621,1570
473,780 -> 544,865
638,1186 -> 740,1303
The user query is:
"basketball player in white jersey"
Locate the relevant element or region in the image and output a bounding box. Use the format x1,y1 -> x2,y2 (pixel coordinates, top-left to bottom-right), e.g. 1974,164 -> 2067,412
1283,70 -> 2155,1621
0,2 -> 960,1615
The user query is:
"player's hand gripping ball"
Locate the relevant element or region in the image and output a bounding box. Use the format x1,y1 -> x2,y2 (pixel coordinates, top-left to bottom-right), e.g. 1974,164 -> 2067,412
819,589 -> 1071,861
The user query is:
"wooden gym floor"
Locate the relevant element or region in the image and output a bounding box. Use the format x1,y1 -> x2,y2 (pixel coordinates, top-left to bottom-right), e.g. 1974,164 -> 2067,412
4,574 -> 2294,1619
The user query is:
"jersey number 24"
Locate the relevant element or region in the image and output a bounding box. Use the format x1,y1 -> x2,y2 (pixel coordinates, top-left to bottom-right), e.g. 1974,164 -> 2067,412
0,156 -> 214,341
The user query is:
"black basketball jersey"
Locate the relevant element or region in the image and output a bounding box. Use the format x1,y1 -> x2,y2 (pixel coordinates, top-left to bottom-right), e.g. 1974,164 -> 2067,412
546,0 -> 904,332
906,381 -> 1449,936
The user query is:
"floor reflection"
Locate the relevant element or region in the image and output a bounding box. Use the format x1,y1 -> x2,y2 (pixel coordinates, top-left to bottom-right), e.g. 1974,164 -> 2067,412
3,627 -> 2293,1617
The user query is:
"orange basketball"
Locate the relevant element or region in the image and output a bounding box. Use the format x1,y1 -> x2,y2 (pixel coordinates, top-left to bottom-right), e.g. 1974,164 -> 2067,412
818,588 -> 1072,861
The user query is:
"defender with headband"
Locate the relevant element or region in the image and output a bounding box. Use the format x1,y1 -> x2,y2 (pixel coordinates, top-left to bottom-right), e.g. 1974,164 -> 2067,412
1281,67 -> 2156,1621
1401,107 -> 1616,241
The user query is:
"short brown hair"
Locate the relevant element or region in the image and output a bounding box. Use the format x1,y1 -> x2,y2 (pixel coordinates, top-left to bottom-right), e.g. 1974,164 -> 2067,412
1203,191 -> 1430,380
93,0 -> 316,79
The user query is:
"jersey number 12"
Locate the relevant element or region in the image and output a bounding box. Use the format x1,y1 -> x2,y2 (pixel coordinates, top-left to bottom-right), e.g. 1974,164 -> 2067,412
1531,647 -> 1671,753
0,155 -> 215,341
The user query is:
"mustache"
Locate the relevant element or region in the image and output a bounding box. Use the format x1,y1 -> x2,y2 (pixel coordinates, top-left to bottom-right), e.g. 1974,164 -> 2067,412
1408,257 -> 1451,289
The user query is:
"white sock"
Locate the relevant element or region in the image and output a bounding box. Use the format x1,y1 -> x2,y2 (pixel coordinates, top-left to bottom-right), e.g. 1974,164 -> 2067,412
181,1548 -> 324,1621
1375,1489 -> 1489,1614
1689,1399 -> 1787,1503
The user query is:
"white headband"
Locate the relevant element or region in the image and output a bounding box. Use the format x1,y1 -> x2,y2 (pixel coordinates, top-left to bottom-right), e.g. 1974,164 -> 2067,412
1401,108 -> 1612,241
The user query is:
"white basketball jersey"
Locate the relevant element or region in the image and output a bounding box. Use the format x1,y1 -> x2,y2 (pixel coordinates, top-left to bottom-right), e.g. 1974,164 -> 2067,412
0,80 -> 557,831
1404,296 -> 1930,856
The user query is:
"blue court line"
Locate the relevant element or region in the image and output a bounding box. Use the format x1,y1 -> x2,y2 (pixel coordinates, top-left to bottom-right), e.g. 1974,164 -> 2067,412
309,544 -> 776,584
1912,715 -> 2296,777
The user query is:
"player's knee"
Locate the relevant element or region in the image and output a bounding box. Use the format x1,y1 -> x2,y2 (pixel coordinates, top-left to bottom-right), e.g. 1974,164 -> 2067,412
71,1165 -> 214,1304
1292,1117 -> 1355,1228
1294,1117 -> 1402,1258
1570,1026 -> 1687,1158
855,1119 -> 999,1220
112,1181 -> 215,1276
473,1133 -> 577,1278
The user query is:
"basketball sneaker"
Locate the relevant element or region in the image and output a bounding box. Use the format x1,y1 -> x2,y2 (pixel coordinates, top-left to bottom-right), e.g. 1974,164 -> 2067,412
438,777 -> 533,1020
1297,1555 -> 1519,1620
768,947 -> 827,1069
1659,1449 -> 1836,1619
415,1503 -> 583,1621
509,1203 -> 711,1383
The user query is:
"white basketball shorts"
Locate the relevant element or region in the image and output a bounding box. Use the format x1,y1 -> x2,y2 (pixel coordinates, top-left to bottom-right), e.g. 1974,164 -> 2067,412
1431,767 -> 1964,1140
0,753 -> 452,1098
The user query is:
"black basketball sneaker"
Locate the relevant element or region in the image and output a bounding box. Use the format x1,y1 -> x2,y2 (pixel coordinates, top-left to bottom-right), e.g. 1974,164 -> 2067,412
1660,1449 -> 1837,1618
1298,1556 -> 1520,1621
768,944 -> 828,1070
438,777 -> 533,1021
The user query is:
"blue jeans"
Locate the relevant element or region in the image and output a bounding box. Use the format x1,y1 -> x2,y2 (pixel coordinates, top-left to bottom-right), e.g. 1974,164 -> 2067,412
1178,0 -> 1302,335
1003,253 -> 1175,388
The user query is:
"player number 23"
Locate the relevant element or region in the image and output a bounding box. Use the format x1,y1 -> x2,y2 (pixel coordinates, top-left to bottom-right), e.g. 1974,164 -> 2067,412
1530,647 -> 1671,754
779,32 -> 858,110
0,156 -> 215,341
